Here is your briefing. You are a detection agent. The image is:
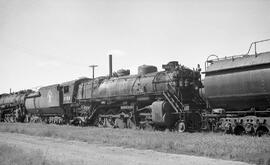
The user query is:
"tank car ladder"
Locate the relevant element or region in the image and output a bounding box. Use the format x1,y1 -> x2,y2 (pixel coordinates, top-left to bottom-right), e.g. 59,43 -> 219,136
163,91 -> 184,113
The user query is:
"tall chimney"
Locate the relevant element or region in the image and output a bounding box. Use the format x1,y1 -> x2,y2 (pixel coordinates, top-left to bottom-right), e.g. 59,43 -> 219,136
109,54 -> 112,77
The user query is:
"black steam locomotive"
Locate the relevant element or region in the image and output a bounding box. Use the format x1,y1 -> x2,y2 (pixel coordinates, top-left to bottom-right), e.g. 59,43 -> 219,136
0,58 -> 204,132
1,40 -> 270,135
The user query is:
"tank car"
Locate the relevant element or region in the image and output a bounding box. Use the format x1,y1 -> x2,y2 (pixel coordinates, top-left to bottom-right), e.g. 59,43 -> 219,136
76,60 -> 205,132
204,41 -> 270,135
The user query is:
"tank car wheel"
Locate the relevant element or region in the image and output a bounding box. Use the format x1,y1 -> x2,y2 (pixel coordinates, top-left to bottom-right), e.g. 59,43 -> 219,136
256,130 -> 264,137
176,121 -> 186,133
256,126 -> 269,137
233,125 -> 245,135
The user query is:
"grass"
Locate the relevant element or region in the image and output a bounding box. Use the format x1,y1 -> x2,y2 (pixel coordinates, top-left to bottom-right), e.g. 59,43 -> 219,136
0,142 -> 87,165
0,123 -> 270,165
0,143 -> 59,165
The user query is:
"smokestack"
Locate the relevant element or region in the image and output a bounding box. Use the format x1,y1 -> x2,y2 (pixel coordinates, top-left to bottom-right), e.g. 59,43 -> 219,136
109,54 -> 112,77
10,88 -> 11,94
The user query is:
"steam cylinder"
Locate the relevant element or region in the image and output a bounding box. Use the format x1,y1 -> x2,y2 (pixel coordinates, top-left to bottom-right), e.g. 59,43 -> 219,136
151,101 -> 178,127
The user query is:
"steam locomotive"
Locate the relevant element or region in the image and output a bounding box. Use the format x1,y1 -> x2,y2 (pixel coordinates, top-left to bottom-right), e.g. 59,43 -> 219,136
1,40 -> 270,135
0,59 -> 204,132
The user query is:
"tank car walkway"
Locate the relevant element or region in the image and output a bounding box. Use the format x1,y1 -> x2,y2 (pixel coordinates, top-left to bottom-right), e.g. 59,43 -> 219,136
0,132 -> 250,165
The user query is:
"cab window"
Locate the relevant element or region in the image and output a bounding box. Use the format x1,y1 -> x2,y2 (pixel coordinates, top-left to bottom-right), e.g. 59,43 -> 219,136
64,86 -> 69,93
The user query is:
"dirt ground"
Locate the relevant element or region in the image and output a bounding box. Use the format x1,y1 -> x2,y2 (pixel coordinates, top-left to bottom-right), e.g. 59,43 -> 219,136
0,132 -> 251,165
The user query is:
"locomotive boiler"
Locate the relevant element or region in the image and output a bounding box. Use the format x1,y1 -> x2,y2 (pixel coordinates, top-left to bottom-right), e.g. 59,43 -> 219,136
204,40 -> 270,135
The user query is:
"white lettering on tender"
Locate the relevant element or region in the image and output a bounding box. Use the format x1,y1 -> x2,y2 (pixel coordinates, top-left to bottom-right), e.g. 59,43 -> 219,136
47,90 -> 53,103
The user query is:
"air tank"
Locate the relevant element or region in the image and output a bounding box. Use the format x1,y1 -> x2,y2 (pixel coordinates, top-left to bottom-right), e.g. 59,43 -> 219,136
204,51 -> 270,111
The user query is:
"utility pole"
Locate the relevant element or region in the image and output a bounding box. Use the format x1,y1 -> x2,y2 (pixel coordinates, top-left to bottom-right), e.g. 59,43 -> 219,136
89,65 -> 98,80
87,65 -> 98,119
89,65 -> 98,98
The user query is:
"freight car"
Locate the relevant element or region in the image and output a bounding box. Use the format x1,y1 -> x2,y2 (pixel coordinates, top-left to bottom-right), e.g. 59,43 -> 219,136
203,40 -> 270,135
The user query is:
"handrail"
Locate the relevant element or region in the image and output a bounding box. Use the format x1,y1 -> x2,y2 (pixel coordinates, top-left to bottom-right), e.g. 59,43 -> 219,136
205,54 -> 219,71
204,39 -> 270,71
163,92 -> 179,113
246,39 -> 270,55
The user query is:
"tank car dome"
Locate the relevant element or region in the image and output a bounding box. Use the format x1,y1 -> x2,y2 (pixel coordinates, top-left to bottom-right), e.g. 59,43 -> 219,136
138,65 -> 157,75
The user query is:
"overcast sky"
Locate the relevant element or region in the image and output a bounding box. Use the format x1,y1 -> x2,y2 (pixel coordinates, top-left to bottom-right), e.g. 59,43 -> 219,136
0,0 -> 269,93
